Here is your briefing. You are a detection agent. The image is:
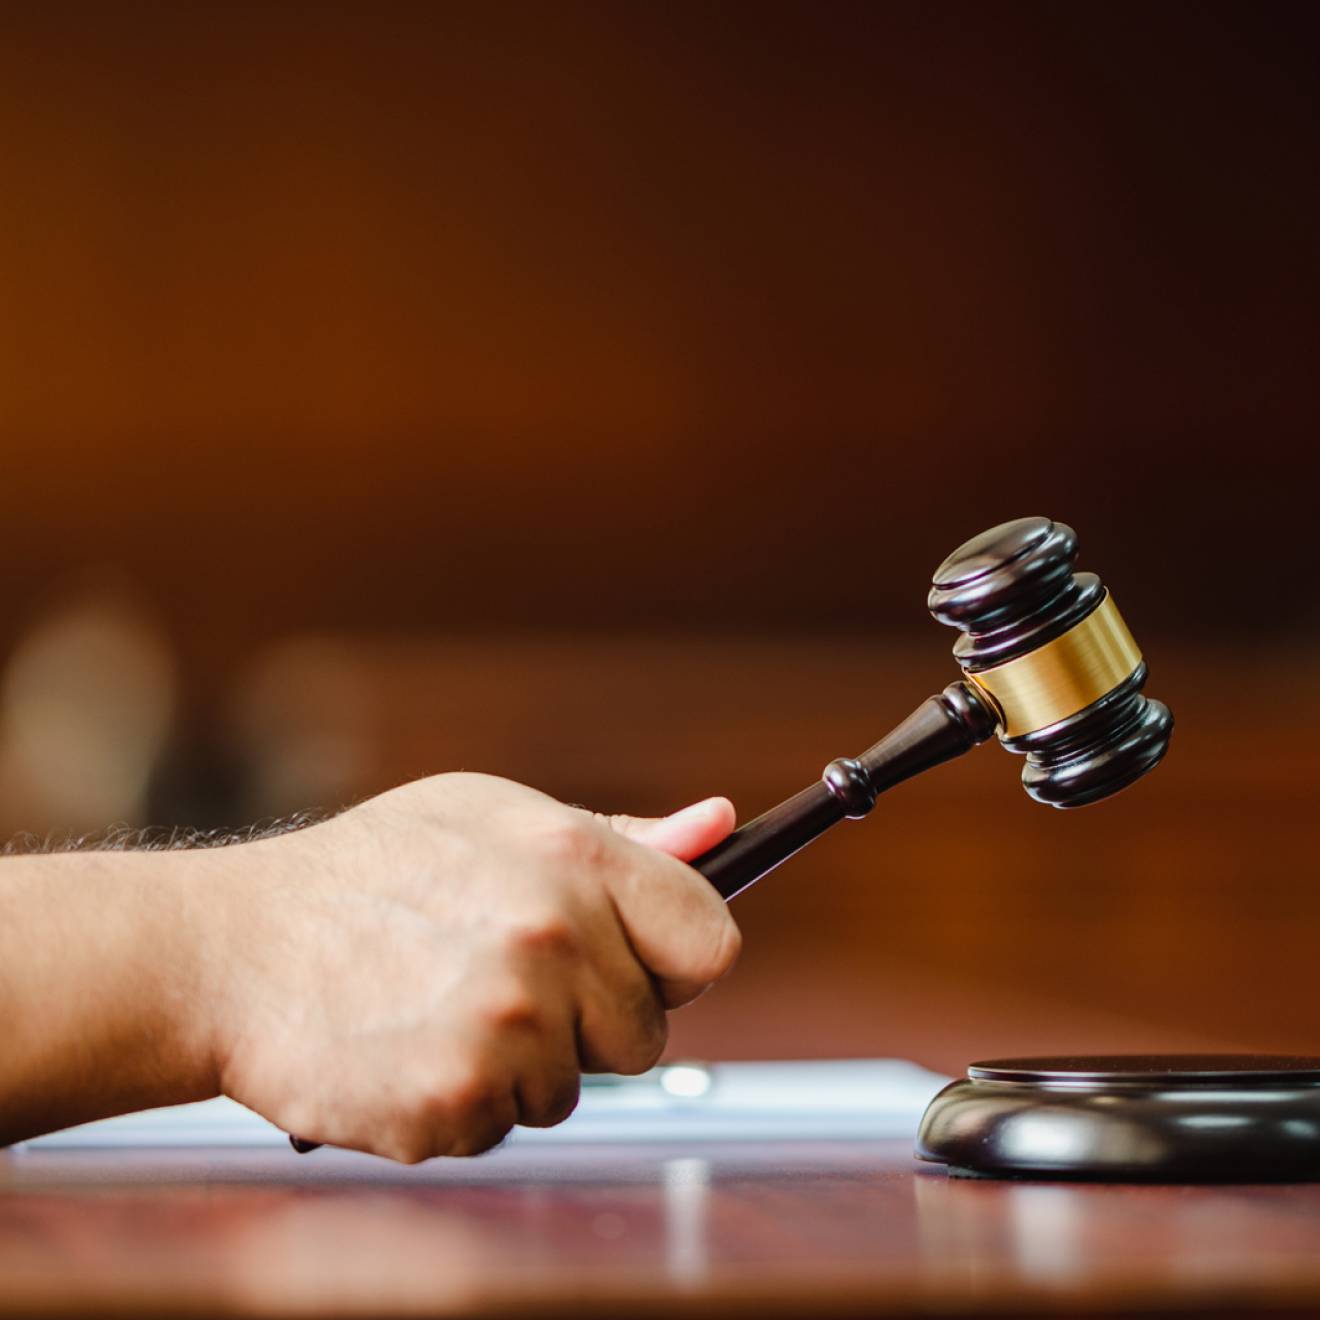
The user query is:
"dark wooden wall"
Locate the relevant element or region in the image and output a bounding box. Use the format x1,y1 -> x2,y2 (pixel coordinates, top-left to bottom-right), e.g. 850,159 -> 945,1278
1,2 -> 1317,1068
2,2 -> 1317,658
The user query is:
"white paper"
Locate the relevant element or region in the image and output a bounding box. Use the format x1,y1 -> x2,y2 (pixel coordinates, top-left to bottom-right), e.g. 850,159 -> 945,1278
18,1058 -> 949,1149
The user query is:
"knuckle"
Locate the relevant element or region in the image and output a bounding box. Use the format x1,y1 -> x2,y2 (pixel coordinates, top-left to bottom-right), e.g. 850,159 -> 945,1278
451,1085 -> 496,1129
538,812 -> 606,869
504,912 -> 579,962
482,988 -> 545,1034
396,1062 -> 513,1160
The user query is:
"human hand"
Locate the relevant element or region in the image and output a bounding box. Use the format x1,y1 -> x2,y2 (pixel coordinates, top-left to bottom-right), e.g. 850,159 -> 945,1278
198,773 -> 740,1162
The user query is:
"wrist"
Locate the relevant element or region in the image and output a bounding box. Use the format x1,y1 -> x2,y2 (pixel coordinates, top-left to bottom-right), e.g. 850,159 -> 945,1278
181,824 -> 339,1103
149,846 -> 231,1105
167,836 -> 297,1104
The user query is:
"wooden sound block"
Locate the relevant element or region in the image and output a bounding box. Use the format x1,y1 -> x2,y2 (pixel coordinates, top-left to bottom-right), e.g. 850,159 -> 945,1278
916,1055 -> 1320,1182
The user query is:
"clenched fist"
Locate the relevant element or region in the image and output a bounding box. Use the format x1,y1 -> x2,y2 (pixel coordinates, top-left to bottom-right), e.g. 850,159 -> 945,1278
211,775 -> 740,1161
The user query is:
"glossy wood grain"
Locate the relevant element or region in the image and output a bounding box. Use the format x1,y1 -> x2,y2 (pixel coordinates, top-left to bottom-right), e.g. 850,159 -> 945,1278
6,1141 -> 1320,1317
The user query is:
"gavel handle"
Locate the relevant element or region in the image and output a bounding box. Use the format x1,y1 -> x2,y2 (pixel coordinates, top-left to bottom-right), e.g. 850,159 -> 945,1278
290,680 -> 996,1152
693,681 -> 997,899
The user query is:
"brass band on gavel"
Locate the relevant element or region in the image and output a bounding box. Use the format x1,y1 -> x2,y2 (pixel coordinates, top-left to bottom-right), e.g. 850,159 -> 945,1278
962,593 -> 1142,738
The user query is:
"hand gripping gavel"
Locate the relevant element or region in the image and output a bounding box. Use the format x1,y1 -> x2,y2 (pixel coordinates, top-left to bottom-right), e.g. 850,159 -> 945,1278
289,516 -> 1171,1151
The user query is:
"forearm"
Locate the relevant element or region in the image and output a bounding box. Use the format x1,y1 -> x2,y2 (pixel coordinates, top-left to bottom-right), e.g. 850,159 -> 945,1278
0,848 -> 222,1144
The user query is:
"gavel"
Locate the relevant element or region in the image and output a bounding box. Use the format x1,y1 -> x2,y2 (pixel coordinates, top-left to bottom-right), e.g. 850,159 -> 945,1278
693,514 -> 1173,900
290,515 -> 1171,1151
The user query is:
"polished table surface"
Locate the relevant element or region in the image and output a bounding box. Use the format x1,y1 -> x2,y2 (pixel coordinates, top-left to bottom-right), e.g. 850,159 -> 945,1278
5,1139 -> 1320,1318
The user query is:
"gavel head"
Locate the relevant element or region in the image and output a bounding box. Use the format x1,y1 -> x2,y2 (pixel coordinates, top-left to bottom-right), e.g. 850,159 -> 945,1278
928,517 -> 1173,807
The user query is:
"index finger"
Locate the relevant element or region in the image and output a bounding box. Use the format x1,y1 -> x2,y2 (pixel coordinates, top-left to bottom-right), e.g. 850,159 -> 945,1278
602,835 -> 742,1008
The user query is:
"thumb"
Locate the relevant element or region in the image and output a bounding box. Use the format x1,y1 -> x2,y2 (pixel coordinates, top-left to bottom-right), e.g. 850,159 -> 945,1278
606,797 -> 736,862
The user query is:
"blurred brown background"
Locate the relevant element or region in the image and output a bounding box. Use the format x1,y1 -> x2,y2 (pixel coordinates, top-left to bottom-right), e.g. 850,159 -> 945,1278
1,1 -> 1317,1075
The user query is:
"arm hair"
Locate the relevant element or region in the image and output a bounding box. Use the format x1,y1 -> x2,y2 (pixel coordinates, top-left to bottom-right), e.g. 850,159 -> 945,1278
3,810 -> 331,855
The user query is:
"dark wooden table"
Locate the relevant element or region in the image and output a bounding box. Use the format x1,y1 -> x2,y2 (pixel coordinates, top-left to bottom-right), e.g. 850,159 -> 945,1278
5,1139 -> 1320,1318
